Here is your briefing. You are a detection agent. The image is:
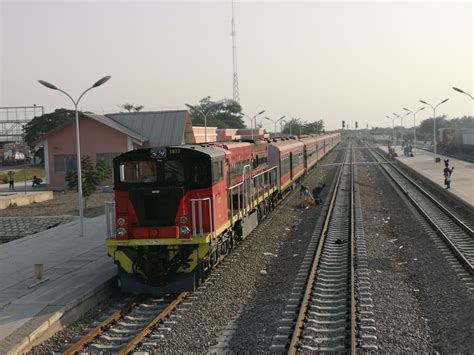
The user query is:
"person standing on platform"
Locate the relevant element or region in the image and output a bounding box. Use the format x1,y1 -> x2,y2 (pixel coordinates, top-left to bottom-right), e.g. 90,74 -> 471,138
443,166 -> 454,189
7,170 -> 15,191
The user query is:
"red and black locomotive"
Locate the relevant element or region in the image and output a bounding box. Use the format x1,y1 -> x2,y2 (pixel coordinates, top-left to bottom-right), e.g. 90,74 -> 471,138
106,133 -> 340,293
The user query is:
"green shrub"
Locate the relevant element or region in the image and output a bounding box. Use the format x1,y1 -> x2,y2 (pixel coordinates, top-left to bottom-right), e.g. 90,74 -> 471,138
65,155 -> 112,209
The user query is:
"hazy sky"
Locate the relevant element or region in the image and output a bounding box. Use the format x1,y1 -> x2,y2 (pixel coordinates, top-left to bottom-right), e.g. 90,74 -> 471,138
1,0 -> 472,131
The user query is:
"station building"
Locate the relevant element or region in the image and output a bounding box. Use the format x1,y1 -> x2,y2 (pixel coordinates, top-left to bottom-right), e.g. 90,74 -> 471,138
35,110 -> 268,188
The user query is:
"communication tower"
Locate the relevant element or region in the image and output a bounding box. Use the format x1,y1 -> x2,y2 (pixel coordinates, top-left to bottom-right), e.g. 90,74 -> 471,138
231,0 -> 240,103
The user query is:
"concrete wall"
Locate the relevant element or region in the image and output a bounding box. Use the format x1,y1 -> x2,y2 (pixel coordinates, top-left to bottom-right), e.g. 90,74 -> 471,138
47,117 -> 129,188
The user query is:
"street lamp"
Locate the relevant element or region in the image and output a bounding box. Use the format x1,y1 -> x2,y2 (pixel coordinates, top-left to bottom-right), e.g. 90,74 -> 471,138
452,87 -> 474,99
386,115 -> 397,146
398,111 -> 410,145
392,113 -> 401,149
185,104 -> 211,143
242,110 -> 265,140
265,115 -> 285,136
39,75 -> 111,238
419,98 -> 449,161
403,106 -> 425,154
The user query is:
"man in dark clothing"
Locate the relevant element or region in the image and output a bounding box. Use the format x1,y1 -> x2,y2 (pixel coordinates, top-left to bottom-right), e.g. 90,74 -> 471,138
443,166 -> 454,189
7,171 -> 15,191
312,182 -> 326,204
32,176 -> 42,188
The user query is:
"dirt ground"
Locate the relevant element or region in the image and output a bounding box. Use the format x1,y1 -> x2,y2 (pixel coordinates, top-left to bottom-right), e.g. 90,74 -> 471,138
0,191 -> 113,217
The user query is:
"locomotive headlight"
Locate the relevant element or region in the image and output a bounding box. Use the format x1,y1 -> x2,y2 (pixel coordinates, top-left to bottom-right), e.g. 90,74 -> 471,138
180,226 -> 190,236
117,227 -> 127,237
179,216 -> 188,224
117,217 -> 126,226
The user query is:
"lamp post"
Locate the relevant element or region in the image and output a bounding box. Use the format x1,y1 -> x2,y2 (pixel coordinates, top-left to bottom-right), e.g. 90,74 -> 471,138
452,86 -> 474,99
386,115 -> 397,146
403,106 -> 425,154
22,125 -> 27,195
39,76 -> 111,238
398,111 -> 410,146
419,98 -> 449,161
265,115 -> 285,136
242,110 -> 265,140
185,104 -> 210,143
392,113 -> 402,150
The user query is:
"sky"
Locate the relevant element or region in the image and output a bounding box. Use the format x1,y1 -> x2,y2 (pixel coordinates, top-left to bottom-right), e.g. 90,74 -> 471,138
0,0 -> 472,132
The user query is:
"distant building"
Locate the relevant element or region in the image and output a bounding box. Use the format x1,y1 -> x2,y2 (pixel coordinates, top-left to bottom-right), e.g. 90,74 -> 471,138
36,110 -> 195,188
35,110 -> 269,188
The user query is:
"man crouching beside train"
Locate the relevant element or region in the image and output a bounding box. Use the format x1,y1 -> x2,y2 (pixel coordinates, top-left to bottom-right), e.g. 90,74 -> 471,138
312,182 -> 325,205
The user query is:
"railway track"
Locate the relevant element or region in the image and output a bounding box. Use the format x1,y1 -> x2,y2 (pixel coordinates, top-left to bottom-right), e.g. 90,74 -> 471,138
62,293 -> 187,355
367,146 -> 474,276
270,141 -> 377,353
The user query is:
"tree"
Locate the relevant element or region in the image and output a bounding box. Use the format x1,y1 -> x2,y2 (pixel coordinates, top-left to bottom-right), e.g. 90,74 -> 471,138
450,115 -> 474,129
418,116 -> 450,139
65,155 -> 112,209
24,108 -> 75,147
121,103 -> 144,112
187,97 -> 245,129
281,118 -> 325,135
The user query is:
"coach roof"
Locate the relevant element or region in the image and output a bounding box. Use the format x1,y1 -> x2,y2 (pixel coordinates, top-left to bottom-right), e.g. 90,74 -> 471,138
171,144 -> 226,159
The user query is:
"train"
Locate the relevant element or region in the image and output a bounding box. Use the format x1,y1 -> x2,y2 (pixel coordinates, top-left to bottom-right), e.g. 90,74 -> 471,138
105,132 -> 341,294
438,128 -> 474,153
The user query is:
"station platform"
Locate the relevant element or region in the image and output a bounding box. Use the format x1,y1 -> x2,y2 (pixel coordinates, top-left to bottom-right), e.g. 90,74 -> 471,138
0,215 -> 116,354
377,145 -> 474,207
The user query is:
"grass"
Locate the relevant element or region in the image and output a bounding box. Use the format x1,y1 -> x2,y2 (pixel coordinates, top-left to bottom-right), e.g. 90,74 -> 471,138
0,167 -> 45,184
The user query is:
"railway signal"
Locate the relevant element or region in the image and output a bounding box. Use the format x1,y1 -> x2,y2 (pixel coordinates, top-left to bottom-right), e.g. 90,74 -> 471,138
342,120 -> 345,129
355,122 -> 358,129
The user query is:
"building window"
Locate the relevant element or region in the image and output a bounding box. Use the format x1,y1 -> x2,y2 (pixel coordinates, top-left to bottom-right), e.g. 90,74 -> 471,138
54,154 -> 77,172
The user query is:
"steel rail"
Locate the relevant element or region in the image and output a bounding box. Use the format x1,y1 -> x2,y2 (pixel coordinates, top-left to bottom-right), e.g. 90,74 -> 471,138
287,145 -> 350,355
63,296 -> 142,355
118,292 -> 188,355
349,146 -> 356,354
372,146 -> 473,237
368,147 -> 474,274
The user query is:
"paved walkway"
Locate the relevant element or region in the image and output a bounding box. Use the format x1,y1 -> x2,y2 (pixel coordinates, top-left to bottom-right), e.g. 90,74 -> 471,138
0,216 -> 77,243
0,215 -> 116,354
378,144 -> 474,207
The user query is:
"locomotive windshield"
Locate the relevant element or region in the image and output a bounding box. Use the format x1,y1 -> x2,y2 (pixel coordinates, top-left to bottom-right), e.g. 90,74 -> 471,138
118,157 -> 211,188
120,161 -> 157,183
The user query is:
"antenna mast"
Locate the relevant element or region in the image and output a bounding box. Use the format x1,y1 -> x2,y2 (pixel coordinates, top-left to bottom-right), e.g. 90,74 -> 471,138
231,0 -> 240,103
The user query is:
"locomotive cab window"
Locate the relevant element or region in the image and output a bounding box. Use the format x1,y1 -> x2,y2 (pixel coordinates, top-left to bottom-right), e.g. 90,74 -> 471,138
212,160 -> 224,183
120,161 -> 157,183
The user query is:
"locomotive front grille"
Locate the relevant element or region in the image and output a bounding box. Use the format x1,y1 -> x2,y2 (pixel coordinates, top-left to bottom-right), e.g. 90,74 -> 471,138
130,188 -> 184,227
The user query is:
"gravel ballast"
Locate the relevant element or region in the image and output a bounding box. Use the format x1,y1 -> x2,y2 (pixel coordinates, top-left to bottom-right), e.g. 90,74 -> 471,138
357,146 -> 474,353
